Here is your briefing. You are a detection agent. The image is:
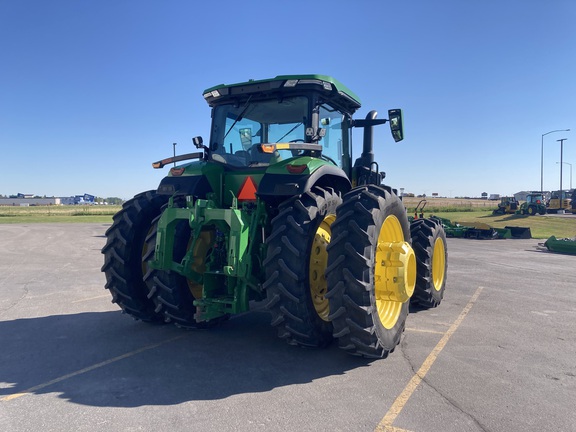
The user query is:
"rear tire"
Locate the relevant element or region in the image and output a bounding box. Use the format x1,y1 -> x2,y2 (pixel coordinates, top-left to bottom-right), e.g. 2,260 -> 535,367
326,185 -> 415,358
143,214 -> 212,328
101,191 -> 168,322
264,187 -> 341,348
410,218 -> 448,308
528,206 -> 536,216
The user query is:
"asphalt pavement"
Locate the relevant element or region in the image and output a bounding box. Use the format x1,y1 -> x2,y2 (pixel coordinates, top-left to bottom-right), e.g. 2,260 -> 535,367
0,224 -> 575,432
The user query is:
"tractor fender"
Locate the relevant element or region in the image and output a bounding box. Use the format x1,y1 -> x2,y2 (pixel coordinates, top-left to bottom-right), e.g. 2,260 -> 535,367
156,174 -> 213,197
257,164 -> 351,205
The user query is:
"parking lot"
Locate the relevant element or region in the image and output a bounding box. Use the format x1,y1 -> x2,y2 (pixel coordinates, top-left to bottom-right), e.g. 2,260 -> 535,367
1,223 -> 575,432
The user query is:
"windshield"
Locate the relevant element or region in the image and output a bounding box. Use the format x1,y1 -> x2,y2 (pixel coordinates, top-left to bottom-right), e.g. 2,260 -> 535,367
209,96 -> 308,167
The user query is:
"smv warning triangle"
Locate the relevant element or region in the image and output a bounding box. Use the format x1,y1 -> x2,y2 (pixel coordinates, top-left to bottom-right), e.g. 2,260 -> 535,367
238,176 -> 257,201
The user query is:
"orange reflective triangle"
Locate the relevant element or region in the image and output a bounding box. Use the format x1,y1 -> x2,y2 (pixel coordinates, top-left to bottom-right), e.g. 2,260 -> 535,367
238,176 -> 257,201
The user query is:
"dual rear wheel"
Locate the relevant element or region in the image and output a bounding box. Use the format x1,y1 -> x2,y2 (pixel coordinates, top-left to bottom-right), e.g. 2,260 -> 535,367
102,191 -> 211,327
266,184 -> 448,358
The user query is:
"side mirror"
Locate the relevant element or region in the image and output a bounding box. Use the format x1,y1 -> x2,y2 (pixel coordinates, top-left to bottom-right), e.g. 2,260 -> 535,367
388,109 -> 404,142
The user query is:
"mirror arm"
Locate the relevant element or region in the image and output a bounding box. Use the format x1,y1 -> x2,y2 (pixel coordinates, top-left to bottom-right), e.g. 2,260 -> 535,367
351,118 -> 389,128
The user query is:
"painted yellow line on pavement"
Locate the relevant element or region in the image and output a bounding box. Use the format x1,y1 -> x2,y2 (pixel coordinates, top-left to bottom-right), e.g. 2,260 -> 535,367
375,286 -> 484,432
405,328 -> 445,335
0,334 -> 187,402
379,426 -> 414,432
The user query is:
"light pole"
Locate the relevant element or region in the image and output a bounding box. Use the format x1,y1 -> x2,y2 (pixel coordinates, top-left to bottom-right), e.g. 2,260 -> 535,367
557,139 -> 567,200
556,161 -> 572,189
541,129 -> 570,193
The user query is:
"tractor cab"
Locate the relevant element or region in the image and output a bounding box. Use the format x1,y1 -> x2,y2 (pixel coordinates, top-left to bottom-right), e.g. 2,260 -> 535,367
202,75 -> 363,173
526,193 -> 543,205
155,75 -> 404,205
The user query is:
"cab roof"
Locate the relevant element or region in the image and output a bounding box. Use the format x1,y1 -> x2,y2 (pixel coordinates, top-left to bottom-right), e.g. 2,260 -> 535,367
202,74 -> 362,114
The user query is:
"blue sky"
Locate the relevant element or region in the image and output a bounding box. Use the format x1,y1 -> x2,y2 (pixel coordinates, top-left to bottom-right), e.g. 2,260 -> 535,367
1,0 -> 574,199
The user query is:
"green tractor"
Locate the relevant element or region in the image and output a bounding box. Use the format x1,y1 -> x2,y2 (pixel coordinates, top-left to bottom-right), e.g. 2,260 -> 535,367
102,75 -> 448,358
519,193 -> 546,216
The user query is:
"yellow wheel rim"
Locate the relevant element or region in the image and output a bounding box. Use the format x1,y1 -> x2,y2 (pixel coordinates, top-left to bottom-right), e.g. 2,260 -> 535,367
309,214 -> 336,322
374,215 -> 416,329
186,230 -> 214,299
432,237 -> 446,291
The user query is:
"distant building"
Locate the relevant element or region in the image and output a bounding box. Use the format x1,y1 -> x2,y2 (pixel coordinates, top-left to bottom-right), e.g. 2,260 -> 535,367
0,197 -> 61,206
0,193 -> 96,206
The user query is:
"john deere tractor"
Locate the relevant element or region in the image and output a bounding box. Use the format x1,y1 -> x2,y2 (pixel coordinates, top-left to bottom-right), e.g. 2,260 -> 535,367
519,193 -> 546,216
102,75 -> 448,358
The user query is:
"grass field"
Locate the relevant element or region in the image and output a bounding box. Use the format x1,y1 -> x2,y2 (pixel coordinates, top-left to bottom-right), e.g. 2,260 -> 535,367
1,198 -> 574,239
0,205 -> 119,224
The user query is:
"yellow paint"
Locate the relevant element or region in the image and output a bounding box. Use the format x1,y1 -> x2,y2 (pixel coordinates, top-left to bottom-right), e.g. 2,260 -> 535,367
374,215 -> 416,329
432,237 -> 446,291
405,327 -> 445,335
375,286 -> 484,431
309,214 -> 336,321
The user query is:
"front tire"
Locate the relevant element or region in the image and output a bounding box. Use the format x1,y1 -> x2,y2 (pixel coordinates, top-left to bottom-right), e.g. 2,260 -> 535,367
101,191 -> 168,322
264,187 -> 341,348
326,185 -> 416,358
410,218 -> 448,308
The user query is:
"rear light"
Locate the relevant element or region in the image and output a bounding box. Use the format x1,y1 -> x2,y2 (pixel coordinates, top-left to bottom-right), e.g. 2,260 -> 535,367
170,167 -> 185,176
261,144 -> 276,153
286,164 -> 307,174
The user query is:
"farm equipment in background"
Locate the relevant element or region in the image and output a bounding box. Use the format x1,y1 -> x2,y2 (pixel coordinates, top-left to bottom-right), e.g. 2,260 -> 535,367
543,236 -> 576,255
101,75 -> 449,359
492,196 -> 519,215
547,190 -> 572,214
439,218 -> 531,239
519,193 -> 546,216
409,199 -> 427,220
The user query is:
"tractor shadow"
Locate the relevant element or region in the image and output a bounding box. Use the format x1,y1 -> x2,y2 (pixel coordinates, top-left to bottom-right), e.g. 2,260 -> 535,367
0,309 -> 374,408
477,214 -> 534,222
